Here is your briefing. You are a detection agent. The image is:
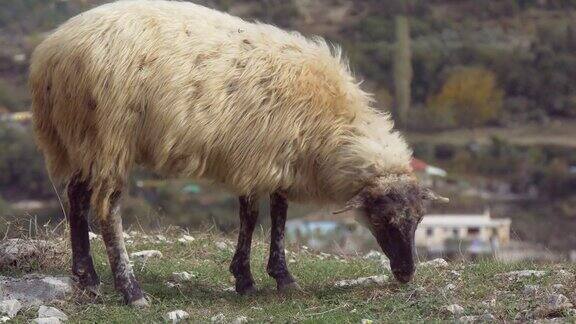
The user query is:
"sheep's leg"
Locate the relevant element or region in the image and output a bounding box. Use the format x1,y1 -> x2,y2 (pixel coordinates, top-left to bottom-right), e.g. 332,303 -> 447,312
230,195 -> 259,295
267,192 -> 301,292
95,187 -> 148,307
67,174 -> 99,291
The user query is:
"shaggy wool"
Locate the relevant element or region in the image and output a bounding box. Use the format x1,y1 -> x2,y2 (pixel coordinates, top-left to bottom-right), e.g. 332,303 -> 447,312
30,0 -> 413,206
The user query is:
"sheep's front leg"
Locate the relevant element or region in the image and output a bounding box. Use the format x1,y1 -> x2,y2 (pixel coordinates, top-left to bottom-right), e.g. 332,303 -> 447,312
96,188 -> 148,307
267,192 -> 301,292
230,195 -> 259,295
67,174 -> 99,291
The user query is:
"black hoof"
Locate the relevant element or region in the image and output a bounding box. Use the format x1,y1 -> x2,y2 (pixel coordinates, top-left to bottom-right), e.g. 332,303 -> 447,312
235,280 -> 257,295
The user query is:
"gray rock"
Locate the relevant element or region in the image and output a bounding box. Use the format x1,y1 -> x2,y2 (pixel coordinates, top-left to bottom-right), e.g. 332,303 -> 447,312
0,275 -> 72,307
0,239 -> 64,271
458,315 -> 478,323
32,317 -> 61,324
164,310 -> 189,323
533,319 -> 569,323
363,250 -> 383,260
231,315 -> 248,324
514,310 -> 534,321
413,285 -> 426,297
130,250 -> 163,262
171,271 -> 196,283
0,299 -> 22,317
479,312 -> 496,322
334,275 -> 389,288
535,293 -> 574,318
211,313 -> 226,323
420,258 -> 449,268
443,304 -> 464,315
500,270 -> 547,280
380,259 -> 391,271
548,293 -> 572,309
552,284 -> 564,291
457,313 -> 496,324
523,284 -> 539,296
177,235 -> 195,244
449,270 -> 461,279
38,306 -> 68,321
480,298 -> 496,309
556,270 -> 574,281
215,242 -> 228,250
443,283 -> 456,292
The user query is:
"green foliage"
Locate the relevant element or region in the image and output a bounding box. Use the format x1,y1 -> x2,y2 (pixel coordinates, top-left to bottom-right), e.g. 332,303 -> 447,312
393,15 -> 413,128
428,67 -> 503,128
0,195 -> 12,216
0,78 -> 29,112
0,123 -> 52,200
358,15 -> 395,42
248,0 -> 300,28
0,0 -> 94,31
535,158 -> 576,200
406,106 -> 456,131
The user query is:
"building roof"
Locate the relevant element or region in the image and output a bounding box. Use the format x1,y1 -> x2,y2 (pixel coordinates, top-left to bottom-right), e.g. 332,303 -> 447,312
411,158 -> 428,171
421,211 -> 511,228
411,158 -> 447,177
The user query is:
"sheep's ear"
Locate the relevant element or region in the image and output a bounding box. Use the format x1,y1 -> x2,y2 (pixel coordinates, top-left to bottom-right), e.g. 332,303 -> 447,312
421,188 -> 449,203
333,194 -> 364,214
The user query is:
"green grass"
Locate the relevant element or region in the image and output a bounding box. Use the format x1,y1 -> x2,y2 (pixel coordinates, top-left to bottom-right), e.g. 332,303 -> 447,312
2,231 -> 576,323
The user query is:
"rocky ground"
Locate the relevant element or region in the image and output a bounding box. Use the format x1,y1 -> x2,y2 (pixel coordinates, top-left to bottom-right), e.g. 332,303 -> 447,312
0,230 -> 575,323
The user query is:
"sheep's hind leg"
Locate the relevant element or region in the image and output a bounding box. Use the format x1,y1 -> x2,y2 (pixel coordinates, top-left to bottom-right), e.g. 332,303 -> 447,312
267,192 -> 301,292
230,195 -> 259,295
95,186 -> 148,307
67,174 -> 99,292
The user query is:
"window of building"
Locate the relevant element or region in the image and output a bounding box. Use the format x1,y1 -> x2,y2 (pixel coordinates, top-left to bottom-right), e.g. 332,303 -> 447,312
467,227 -> 480,235
452,228 -> 459,237
426,228 -> 434,237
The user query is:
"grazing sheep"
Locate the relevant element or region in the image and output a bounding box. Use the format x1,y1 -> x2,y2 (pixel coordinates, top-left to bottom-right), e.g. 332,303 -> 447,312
30,0 -> 446,306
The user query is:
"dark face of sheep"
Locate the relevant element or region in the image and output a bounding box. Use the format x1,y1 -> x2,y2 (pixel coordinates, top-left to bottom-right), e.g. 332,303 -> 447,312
335,178 -> 448,283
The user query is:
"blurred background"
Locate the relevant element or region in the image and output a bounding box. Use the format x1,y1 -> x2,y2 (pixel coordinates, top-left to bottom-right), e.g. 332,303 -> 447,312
0,0 -> 575,262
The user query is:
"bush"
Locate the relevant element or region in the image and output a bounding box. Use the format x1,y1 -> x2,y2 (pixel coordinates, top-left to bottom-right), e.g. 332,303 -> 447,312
0,79 -> 29,112
427,66 -> 504,128
0,195 -> 12,215
0,123 -> 52,200
537,158 -> 576,200
406,106 -> 456,131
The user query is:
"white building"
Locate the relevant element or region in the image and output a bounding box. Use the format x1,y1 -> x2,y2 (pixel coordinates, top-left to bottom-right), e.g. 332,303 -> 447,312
415,210 -> 511,254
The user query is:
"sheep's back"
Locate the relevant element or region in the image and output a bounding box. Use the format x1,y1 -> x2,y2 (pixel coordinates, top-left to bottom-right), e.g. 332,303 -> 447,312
31,0 -> 366,199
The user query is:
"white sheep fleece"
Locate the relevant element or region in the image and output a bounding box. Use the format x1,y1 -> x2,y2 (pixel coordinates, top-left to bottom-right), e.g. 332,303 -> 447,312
30,0 -> 413,207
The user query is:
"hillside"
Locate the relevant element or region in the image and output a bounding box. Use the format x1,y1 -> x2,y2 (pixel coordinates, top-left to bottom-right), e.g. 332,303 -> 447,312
1,230 -> 576,323
1,0 -> 576,122
1,0 -> 576,253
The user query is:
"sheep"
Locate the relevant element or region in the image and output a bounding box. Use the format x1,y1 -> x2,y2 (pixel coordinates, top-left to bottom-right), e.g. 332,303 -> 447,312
30,0 -> 446,306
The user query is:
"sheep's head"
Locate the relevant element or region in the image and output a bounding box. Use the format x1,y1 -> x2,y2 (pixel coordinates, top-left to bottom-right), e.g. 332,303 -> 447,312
335,175 -> 448,283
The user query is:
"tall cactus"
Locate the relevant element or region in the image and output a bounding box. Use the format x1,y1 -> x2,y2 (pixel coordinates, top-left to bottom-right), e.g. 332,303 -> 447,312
393,15 -> 412,128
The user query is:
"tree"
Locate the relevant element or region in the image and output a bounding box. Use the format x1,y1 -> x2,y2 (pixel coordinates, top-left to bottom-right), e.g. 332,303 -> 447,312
393,15 -> 412,128
428,67 -> 503,128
